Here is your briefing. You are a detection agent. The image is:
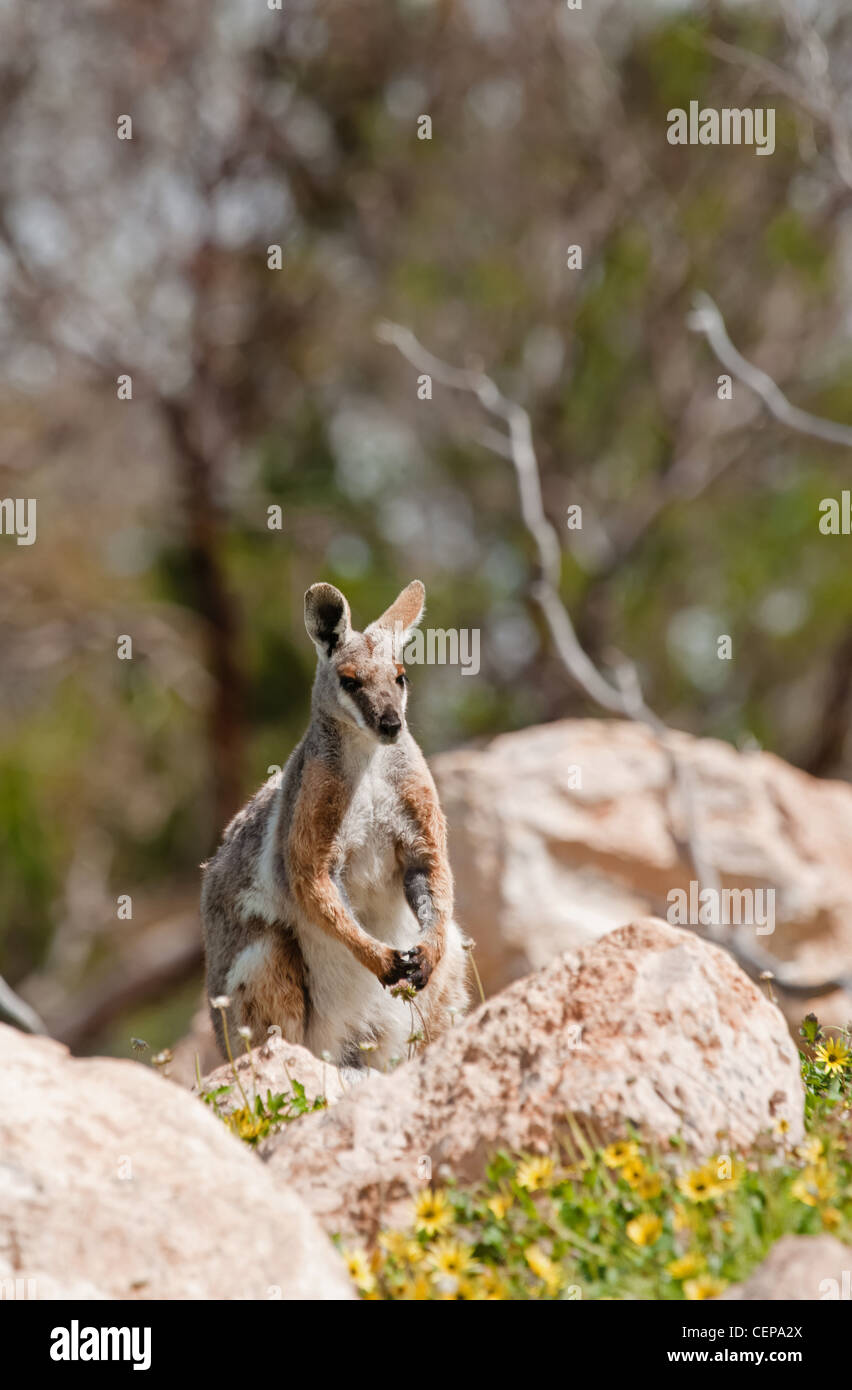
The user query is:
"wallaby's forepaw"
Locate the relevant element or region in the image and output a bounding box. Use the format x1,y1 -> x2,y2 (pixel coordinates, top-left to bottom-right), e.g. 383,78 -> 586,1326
381,945 -> 433,992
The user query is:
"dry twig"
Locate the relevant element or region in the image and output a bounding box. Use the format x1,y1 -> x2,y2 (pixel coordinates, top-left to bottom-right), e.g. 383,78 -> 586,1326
377,319 -> 852,999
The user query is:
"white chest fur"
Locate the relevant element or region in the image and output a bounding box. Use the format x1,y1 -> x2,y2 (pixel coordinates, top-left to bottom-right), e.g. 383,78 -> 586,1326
297,748 -> 416,1064
334,757 -> 405,926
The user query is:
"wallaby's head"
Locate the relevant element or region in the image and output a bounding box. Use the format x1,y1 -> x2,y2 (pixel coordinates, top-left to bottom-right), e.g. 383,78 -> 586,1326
305,580 -> 425,744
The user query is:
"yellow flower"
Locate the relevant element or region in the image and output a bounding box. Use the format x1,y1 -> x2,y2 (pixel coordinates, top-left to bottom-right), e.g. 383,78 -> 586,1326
636,1172 -> 663,1200
796,1137 -> 823,1163
414,1188 -> 454,1237
455,1278 -> 482,1300
626,1213 -> 663,1246
684,1275 -> 727,1301
815,1037 -> 851,1074
621,1157 -> 647,1188
435,1274 -> 482,1301
563,1160 -> 589,1182
342,1248 -> 376,1292
516,1155 -> 555,1191
603,1140 -> 640,1169
378,1230 -> 409,1260
709,1157 -> 744,1193
398,1274 -> 432,1300
476,1267 -> 509,1300
430,1274 -> 477,1302
822,1207 -> 842,1231
677,1166 -> 721,1202
226,1106 -> 266,1142
525,1243 -> 563,1293
428,1238 -> 474,1279
773,1117 -> 791,1137
791,1166 -> 836,1207
673,1203 -> 693,1233
487,1193 -> 513,1220
381,1232 -> 425,1264
666,1251 -> 705,1280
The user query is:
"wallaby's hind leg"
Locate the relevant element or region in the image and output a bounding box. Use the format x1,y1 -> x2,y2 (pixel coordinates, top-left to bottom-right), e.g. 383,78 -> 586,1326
215,927 -> 308,1055
416,920 -> 470,1045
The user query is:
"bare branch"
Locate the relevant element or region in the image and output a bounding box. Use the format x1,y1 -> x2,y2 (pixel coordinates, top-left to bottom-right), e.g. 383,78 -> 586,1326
704,25 -> 852,193
0,975 -> 48,1035
376,320 -> 722,907
376,320 -> 852,1003
377,323 -> 647,715
688,292 -> 852,449
376,323 -> 563,587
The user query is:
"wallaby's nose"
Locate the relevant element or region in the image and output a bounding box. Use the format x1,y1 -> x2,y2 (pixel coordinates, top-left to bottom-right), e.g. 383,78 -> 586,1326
378,710 -> 402,741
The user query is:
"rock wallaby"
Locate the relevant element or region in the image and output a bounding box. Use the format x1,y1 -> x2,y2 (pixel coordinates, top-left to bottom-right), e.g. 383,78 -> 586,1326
201,580 -> 470,1069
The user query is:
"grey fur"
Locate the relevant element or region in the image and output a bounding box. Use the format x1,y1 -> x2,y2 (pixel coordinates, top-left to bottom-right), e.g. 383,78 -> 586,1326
201,581 -> 470,1068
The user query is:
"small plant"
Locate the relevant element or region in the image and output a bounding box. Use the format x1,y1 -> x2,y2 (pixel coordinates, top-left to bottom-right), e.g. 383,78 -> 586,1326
799,1012 -> 852,1125
343,1016 -> 852,1300
198,998 -> 326,1145
202,1079 -> 326,1145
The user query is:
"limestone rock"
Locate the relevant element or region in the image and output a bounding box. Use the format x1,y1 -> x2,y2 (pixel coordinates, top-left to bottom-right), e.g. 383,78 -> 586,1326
0,1023 -> 354,1300
719,1235 -> 852,1300
263,918 -> 804,1237
431,719 -> 852,1018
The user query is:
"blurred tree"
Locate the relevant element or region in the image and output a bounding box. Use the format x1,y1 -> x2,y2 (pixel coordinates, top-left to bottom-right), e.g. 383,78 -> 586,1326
1,0 -> 852,1049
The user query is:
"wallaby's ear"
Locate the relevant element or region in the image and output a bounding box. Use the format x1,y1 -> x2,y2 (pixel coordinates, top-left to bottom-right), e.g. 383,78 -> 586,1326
366,580 -> 425,655
305,582 -> 352,658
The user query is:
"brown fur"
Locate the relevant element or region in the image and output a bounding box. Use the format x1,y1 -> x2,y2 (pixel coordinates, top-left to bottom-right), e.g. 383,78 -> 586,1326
288,758 -> 396,980
394,770 -> 454,978
236,926 -> 308,1047
201,580 -> 470,1069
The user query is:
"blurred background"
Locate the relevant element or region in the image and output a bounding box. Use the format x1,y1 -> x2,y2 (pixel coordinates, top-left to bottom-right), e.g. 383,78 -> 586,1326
2,0 -> 852,1058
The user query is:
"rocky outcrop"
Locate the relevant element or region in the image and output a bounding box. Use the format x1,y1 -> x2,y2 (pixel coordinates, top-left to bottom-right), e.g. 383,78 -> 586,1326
718,1235 -> 852,1300
0,1023 -> 354,1300
431,719 -> 852,1021
171,719 -> 851,1083
262,918 -> 804,1237
198,1032 -> 345,1114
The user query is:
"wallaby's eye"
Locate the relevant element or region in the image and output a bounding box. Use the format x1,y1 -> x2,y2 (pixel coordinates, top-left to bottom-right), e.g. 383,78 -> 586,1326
396,671 -> 407,687
340,675 -> 362,694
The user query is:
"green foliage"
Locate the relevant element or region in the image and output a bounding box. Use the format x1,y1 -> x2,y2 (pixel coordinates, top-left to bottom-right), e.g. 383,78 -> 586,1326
7,1 -> 852,1059
0,758 -> 58,973
349,1019 -> 852,1299
800,1013 -> 852,1125
202,1078 -> 327,1146
765,208 -> 829,287
638,20 -> 712,115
